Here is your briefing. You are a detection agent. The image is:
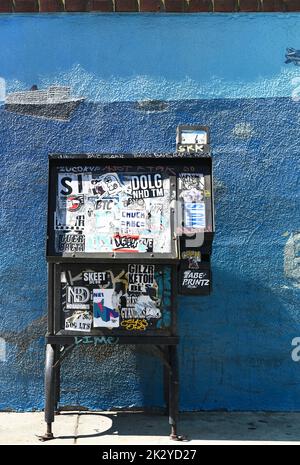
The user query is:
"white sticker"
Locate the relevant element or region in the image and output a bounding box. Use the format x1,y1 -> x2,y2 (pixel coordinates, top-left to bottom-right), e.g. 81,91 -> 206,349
93,289 -> 120,328
65,311 -> 92,332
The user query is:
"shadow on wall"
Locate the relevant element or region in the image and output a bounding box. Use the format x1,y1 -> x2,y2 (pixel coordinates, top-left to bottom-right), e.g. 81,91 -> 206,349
158,267 -> 299,412
59,265 -> 298,412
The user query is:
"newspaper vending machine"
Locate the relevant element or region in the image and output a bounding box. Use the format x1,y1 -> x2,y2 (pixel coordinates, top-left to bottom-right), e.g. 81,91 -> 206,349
42,131 -> 214,440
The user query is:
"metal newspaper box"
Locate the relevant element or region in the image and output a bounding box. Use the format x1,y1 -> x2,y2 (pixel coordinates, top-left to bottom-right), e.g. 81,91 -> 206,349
42,149 -> 214,440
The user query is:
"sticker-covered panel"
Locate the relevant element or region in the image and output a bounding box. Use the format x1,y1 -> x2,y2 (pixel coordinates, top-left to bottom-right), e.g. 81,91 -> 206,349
53,168 -> 174,257
60,264 -> 172,334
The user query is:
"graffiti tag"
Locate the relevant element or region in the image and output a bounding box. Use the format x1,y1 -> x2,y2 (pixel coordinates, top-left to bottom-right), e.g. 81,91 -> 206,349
75,336 -> 119,346
121,319 -> 148,331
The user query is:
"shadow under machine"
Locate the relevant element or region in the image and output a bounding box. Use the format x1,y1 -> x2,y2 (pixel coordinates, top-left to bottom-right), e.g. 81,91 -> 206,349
42,128 -> 214,440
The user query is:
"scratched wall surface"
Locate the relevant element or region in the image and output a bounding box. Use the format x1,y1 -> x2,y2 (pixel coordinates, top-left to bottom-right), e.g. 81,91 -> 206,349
0,13 -> 299,412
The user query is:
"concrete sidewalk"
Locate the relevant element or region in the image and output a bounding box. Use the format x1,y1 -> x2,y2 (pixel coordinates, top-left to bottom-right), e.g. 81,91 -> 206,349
0,411 -> 300,445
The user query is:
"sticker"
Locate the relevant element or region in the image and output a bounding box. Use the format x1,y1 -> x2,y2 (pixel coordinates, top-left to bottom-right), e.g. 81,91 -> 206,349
184,202 -> 206,229
120,304 -> 138,319
182,270 -> 210,289
83,271 -> 111,286
94,209 -> 114,231
65,311 -> 92,332
179,173 -> 204,191
67,195 -> 84,212
128,264 -> 155,292
134,295 -> 161,319
180,189 -> 204,203
113,234 -> 140,252
91,173 -> 123,197
181,250 -> 201,260
55,212 -> 85,231
188,257 -> 201,270
113,235 -> 153,253
179,174 -> 205,204
130,174 -> 164,199
181,250 -> 201,269
120,295 -> 161,320
120,210 -> 146,234
85,234 -> 112,253
95,198 -> 116,210
138,237 -> 153,253
66,286 -> 90,310
58,173 -> 92,196
122,197 -> 146,209
93,289 -> 120,328
56,232 -> 85,253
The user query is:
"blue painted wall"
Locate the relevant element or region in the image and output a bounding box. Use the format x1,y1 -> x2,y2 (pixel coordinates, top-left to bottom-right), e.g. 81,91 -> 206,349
0,13 -> 299,412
